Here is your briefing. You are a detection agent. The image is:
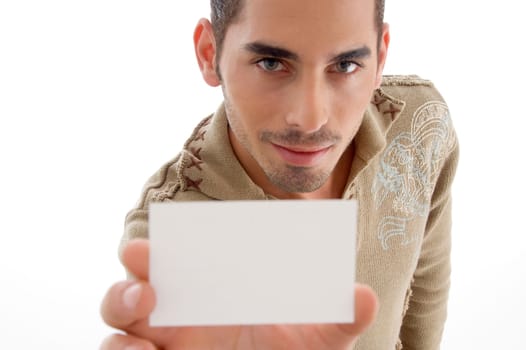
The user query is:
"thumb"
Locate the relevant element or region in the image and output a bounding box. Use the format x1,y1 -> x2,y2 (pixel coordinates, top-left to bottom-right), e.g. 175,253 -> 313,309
100,280 -> 156,330
339,283 -> 379,336
121,238 -> 150,280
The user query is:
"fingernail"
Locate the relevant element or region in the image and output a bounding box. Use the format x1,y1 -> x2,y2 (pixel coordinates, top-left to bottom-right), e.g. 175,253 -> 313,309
123,283 -> 142,310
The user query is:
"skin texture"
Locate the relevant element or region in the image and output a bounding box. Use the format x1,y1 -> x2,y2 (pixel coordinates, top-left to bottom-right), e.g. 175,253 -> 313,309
101,0 -> 390,348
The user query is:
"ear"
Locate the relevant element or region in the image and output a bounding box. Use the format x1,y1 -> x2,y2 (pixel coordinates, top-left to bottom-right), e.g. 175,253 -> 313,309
374,23 -> 390,89
194,18 -> 221,87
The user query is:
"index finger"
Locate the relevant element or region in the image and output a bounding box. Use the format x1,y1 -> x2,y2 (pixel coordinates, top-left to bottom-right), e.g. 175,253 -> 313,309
122,238 -> 150,280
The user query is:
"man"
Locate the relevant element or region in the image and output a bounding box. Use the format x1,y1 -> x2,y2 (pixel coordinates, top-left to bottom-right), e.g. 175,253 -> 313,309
101,0 -> 458,348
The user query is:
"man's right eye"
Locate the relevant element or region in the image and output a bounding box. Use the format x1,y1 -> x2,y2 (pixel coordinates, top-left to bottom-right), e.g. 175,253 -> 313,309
256,58 -> 285,72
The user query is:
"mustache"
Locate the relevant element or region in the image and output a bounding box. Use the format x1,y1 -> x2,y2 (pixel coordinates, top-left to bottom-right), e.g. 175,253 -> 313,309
260,129 -> 340,146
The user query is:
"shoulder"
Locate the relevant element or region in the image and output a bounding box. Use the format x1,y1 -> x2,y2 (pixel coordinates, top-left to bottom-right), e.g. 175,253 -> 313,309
380,75 -> 446,108
381,74 -> 434,87
374,75 -> 459,192
378,75 -> 455,139
134,151 -> 213,209
370,75 -> 457,163
366,75 -> 458,249
130,117 -> 216,210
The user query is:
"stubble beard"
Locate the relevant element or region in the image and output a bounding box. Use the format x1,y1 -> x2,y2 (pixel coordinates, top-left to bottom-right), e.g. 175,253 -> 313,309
264,164 -> 330,193
224,98 -> 345,194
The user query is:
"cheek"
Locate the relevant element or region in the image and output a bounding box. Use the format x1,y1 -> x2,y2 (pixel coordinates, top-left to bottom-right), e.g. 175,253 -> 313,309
331,82 -> 373,134
227,75 -> 285,132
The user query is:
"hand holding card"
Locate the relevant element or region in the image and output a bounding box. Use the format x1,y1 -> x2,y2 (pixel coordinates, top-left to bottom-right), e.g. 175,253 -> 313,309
100,236 -> 378,350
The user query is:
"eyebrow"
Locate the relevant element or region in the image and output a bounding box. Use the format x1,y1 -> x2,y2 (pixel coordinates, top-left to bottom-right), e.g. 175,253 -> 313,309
330,46 -> 372,63
244,42 -> 299,61
243,41 -> 372,63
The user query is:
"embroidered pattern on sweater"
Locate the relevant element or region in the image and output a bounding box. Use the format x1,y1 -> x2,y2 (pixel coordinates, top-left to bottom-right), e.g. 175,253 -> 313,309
182,117 -> 212,191
189,147 -> 202,160
372,94 -> 388,111
372,91 -> 403,120
148,117 -> 212,202
184,176 -> 203,191
372,101 -> 455,250
187,155 -> 203,170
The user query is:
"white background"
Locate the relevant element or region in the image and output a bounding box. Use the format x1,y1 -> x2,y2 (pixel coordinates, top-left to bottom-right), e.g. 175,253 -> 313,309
1,1 -> 525,348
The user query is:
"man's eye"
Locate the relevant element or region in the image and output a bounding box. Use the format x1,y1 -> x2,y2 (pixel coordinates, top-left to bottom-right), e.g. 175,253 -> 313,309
256,58 -> 285,72
334,60 -> 359,74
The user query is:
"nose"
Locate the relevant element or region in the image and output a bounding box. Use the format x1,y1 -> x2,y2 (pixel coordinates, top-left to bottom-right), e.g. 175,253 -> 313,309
285,72 -> 329,133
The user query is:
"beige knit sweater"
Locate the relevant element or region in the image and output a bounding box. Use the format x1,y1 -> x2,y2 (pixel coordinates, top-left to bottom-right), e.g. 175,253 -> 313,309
121,75 -> 459,349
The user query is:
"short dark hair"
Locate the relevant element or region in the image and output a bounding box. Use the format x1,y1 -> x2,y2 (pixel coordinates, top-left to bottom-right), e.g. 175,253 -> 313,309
210,0 -> 385,58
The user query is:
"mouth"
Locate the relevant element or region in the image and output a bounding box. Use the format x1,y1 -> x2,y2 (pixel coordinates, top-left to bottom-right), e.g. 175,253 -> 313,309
271,143 -> 332,167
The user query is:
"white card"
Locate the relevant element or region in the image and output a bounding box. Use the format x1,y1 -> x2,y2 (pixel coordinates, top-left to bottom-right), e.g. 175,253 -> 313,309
149,200 -> 357,327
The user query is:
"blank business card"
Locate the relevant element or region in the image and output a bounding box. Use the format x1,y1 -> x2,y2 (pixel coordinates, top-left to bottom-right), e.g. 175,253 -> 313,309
149,200 -> 357,327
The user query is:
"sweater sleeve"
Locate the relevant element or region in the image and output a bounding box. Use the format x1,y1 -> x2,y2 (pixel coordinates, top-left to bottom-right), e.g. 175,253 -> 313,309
117,154 -> 182,260
117,152 -> 211,261
398,137 -> 459,349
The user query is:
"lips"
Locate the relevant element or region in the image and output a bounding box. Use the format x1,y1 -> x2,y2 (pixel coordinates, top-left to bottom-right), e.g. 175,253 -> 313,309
272,143 -> 331,167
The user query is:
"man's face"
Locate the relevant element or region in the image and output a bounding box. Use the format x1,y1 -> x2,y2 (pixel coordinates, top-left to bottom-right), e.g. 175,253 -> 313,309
212,0 -> 387,195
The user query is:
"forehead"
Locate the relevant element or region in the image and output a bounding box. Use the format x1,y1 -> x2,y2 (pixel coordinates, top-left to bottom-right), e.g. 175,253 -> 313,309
229,0 -> 377,53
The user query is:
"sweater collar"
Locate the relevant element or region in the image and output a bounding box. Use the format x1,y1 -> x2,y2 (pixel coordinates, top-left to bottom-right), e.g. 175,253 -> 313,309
347,88 -> 406,186
184,104 -> 269,200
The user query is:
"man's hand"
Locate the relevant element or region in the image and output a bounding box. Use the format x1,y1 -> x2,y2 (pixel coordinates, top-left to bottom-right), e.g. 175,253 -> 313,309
100,239 -> 378,350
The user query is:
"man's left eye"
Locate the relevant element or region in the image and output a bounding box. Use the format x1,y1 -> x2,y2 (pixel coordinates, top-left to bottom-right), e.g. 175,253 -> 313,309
333,60 -> 359,74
